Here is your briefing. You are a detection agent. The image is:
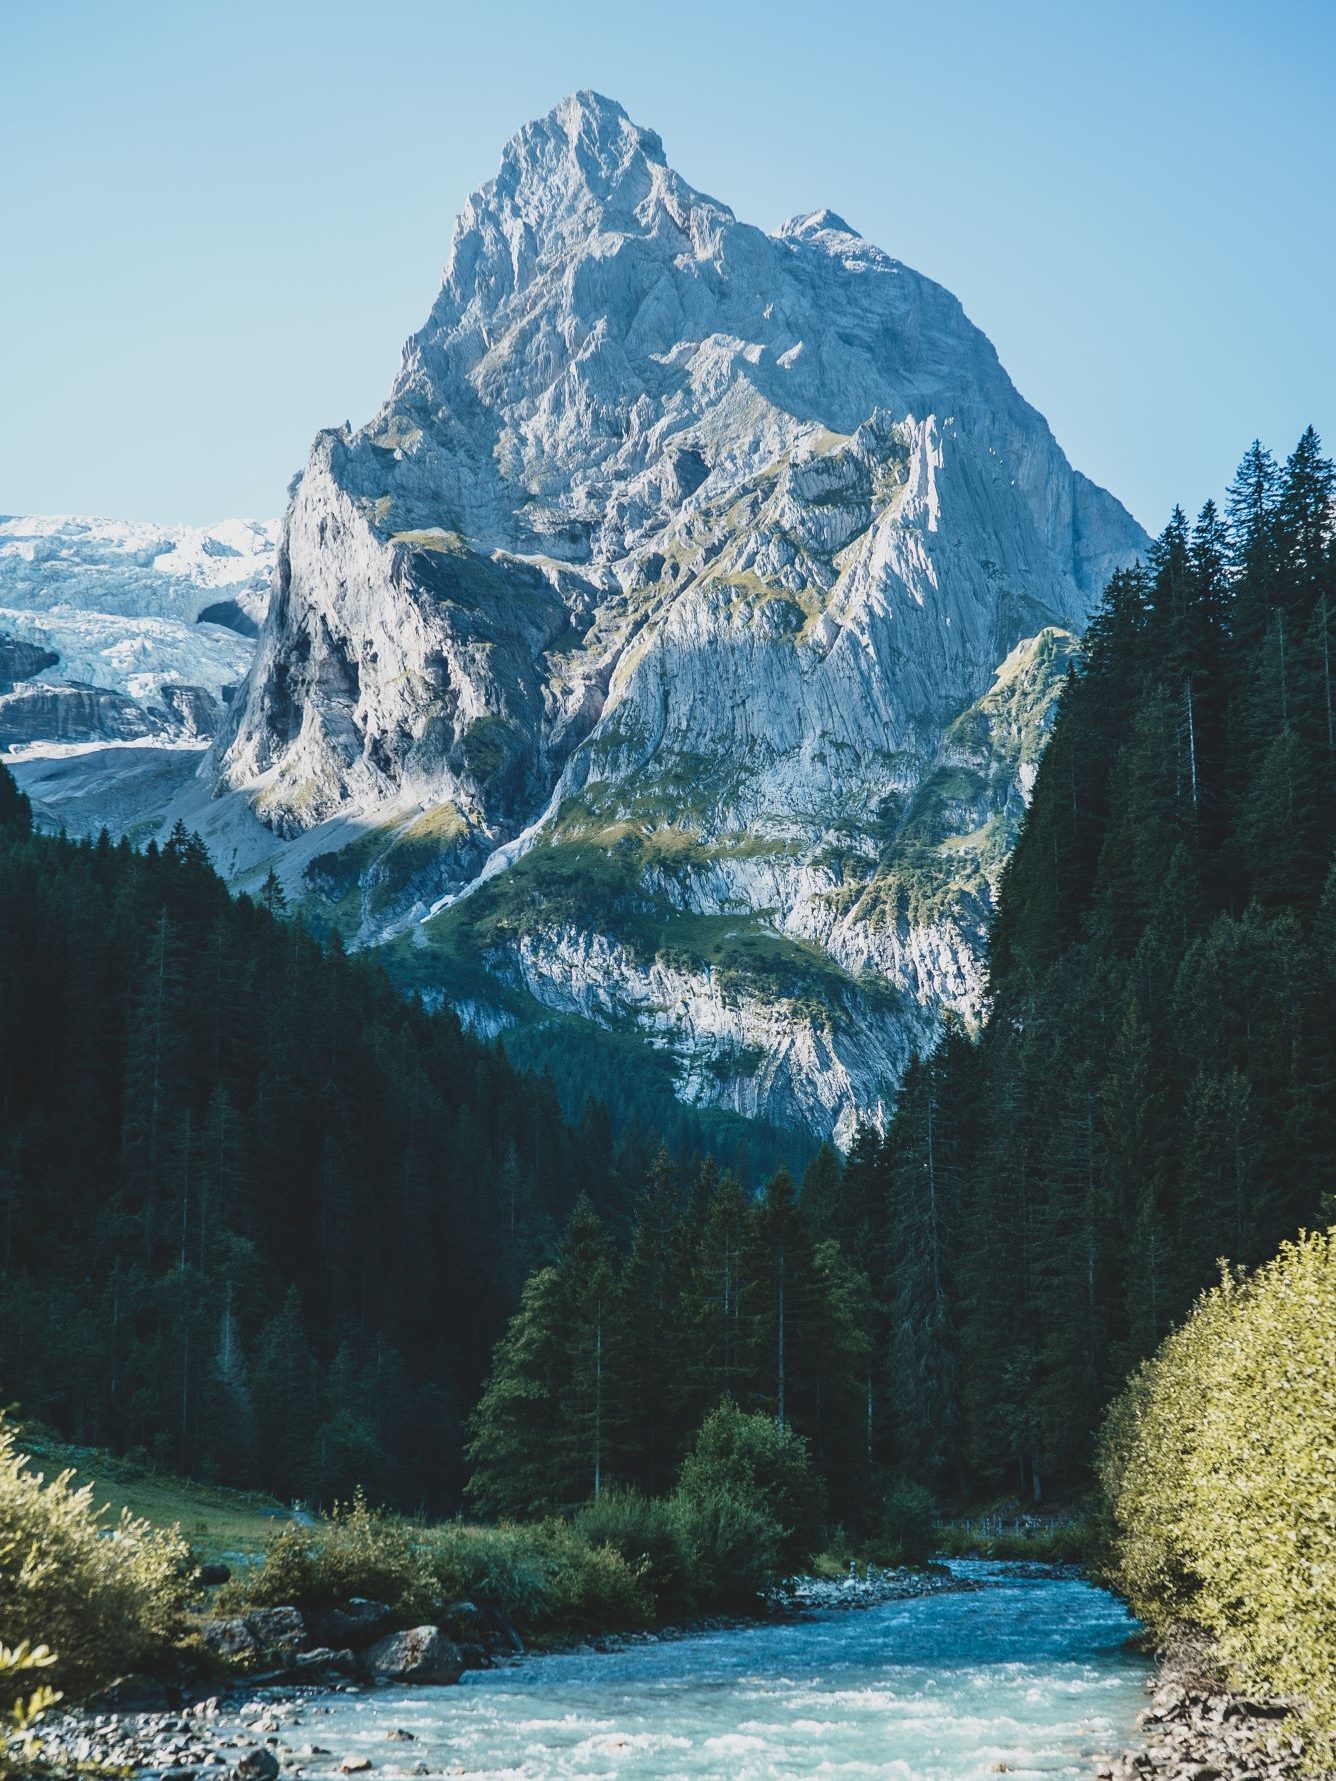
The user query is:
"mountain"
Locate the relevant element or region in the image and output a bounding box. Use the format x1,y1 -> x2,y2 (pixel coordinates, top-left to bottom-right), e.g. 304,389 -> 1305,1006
178,92 -> 1145,1143
0,514 -> 275,835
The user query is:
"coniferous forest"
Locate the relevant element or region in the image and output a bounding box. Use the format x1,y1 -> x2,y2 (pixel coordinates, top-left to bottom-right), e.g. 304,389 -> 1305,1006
464,427 -> 1336,1521
0,788 -> 623,1508
1,431 -> 1333,1536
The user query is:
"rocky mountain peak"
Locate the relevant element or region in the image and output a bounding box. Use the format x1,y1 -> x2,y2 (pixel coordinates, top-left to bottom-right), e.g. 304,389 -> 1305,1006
185,96 -> 1147,1145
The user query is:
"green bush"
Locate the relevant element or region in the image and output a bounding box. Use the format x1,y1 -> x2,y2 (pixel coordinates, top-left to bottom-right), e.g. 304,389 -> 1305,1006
667,1487 -> 782,1611
677,1402 -> 824,1570
223,1502 -> 651,1640
934,1519 -> 1094,1564
572,1489 -> 693,1616
1098,1230 -> 1336,1768
1,1640 -> 61,1751
0,1416 -> 190,1700
219,1492 -> 438,1620
426,1520 -> 652,1637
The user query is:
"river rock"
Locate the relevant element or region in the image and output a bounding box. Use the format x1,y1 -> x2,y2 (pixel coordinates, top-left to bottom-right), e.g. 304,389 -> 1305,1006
233,1750 -> 280,1781
202,1619 -> 263,1663
361,1626 -> 463,1685
290,1646 -> 358,1679
309,1597 -> 394,1650
245,1606 -> 306,1654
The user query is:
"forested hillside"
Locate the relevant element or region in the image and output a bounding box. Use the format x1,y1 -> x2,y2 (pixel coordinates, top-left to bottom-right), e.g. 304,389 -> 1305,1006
841,428 -> 1336,1499
0,774 -> 634,1508
467,429 -> 1336,1525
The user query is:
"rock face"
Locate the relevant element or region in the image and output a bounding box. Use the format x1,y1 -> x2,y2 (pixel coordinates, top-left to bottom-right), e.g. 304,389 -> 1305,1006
310,1597 -> 395,1650
0,635 -> 60,691
200,1605 -> 305,1666
202,92 -> 1145,1142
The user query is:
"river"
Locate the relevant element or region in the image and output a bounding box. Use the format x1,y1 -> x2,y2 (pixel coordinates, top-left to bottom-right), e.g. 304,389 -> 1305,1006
272,1563 -> 1148,1779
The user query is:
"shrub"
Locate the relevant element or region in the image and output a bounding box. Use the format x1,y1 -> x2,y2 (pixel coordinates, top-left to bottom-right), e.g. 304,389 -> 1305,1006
226,1504 -> 653,1641
0,1416 -> 190,1699
677,1402 -> 824,1570
667,1487 -> 782,1611
423,1520 -> 651,1637
219,1492 -> 437,1621
1098,1231 -> 1336,1768
1,1640 -> 61,1742
522,1522 -> 652,1635
934,1518 -> 1094,1564
571,1489 -> 693,1616
420,1522 -> 553,1627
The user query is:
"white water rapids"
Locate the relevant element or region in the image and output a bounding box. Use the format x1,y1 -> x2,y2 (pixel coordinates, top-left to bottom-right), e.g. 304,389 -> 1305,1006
260,1563 -> 1148,1780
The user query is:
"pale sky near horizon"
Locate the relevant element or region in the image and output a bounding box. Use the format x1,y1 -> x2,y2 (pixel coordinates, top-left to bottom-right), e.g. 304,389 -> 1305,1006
2,0 -> 1333,534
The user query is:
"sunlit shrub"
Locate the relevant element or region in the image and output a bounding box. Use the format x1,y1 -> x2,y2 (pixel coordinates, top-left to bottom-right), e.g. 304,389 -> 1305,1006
1099,1231 -> 1336,1767
219,1491 -> 437,1620
0,1416 -> 190,1699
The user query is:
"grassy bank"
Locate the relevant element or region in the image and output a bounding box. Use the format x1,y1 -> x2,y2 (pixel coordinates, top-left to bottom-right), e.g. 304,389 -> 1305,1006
14,1426 -> 298,1564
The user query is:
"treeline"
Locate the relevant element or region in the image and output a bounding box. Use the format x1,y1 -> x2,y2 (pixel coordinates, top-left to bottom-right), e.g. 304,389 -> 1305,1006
465,1160 -> 880,1530
832,428 -> 1336,1499
449,428 -> 1336,1524
0,778 -> 667,1508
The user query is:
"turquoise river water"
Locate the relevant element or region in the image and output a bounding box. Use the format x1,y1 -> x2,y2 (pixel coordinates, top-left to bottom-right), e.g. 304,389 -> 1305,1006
286,1563 -> 1149,1780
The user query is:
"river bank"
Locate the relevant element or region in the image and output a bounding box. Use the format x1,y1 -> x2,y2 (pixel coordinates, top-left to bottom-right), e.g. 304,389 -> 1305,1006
1102,1641 -> 1308,1781
25,1565 -> 985,1777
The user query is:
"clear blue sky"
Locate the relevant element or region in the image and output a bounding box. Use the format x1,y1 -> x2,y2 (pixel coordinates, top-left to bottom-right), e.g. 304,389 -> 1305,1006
3,0 -> 1333,533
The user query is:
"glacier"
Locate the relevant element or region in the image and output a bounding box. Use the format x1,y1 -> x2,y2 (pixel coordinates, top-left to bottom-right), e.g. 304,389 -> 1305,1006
0,514 -> 275,834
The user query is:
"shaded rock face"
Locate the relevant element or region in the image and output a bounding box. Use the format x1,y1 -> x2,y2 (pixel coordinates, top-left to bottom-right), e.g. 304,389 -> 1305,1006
0,681 -> 225,747
211,92 -> 1146,1143
309,1597 -> 395,1651
0,633 -> 60,691
200,1605 -> 305,1667
0,682 -> 168,746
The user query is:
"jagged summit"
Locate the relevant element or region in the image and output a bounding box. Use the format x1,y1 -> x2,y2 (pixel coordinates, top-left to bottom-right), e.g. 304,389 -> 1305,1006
500,90 -> 670,189
188,96 -> 1147,1144
777,208 -> 862,241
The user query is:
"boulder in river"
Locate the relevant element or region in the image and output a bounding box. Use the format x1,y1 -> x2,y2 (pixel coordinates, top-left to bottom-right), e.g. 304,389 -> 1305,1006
361,1625 -> 463,1685
290,1646 -> 358,1679
201,1605 -> 305,1665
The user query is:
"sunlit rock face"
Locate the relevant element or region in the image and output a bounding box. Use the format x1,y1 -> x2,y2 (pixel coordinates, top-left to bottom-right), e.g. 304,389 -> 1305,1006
207,92 -> 1146,1144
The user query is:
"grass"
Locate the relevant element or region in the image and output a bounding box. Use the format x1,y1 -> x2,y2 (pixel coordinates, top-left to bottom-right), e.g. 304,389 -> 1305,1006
16,1426 -> 296,1564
